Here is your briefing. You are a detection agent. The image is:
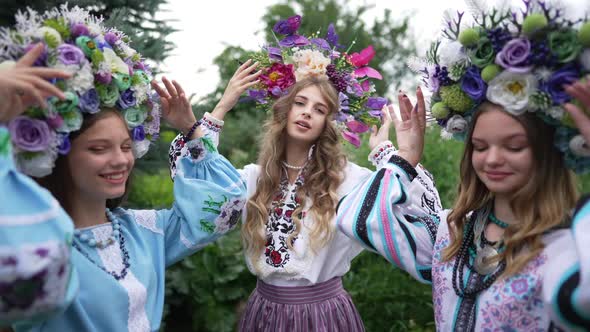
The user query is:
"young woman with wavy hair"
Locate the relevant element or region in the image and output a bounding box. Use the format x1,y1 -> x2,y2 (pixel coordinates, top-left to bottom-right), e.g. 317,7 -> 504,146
336,93 -> 590,330
443,102 -> 579,276
168,61 -> 437,331
335,1 -> 590,329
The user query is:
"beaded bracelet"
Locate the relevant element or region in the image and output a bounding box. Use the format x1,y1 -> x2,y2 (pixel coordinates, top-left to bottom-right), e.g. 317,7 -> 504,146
182,120 -> 201,141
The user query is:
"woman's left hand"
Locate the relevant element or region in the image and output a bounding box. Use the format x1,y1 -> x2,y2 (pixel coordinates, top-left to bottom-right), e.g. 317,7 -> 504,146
369,104 -> 394,150
151,77 -> 198,138
211,59 -> 261,120
390,87 -> 427,167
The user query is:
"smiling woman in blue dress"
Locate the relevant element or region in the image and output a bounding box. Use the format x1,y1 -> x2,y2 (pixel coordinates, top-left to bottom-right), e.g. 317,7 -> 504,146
0,6 -> 246,331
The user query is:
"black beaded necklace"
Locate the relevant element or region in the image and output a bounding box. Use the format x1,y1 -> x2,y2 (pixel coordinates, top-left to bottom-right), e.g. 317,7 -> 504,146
452,211 -> 505,298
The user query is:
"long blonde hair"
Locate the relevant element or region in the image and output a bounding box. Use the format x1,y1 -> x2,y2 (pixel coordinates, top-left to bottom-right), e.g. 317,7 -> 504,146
443,102 -> 579,277
242,77 -> 346,262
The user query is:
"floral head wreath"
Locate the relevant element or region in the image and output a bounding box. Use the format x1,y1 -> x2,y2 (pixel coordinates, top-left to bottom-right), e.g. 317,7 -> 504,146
245,15 -> 386,147
410,0 -> 590,173
0,5 -> 160,177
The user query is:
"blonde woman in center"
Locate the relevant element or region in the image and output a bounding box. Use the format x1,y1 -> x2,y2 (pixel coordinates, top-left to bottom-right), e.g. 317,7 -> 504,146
167,61 -> 440,331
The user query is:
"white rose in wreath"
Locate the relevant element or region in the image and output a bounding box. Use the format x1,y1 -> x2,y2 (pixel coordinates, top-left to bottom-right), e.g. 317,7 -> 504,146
486,71 -> 537,115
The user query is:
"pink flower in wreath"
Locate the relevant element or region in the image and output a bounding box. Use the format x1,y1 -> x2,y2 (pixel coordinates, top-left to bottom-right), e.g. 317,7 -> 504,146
260,63 -> 295,92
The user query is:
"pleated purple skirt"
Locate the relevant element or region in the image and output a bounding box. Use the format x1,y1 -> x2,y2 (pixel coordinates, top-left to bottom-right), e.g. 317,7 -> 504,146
238,277 -> 365,332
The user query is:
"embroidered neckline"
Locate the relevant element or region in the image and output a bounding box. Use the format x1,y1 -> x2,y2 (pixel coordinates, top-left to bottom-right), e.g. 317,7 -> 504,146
262,170 -> 307,269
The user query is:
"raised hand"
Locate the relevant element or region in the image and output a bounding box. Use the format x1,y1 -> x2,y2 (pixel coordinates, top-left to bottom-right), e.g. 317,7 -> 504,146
211,59 -> 262,120
151,77 -> 198,138
0,43 -> 71,123
391,87 -> 427,167
369,104 -> 394,150
564,79 -> 590,143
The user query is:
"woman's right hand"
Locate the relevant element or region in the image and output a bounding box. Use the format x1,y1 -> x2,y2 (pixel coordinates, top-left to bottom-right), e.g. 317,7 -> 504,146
151,77 -> 201,139
210,59 -> 262,120
0,43 -> 71,123
391,86 -> 427,167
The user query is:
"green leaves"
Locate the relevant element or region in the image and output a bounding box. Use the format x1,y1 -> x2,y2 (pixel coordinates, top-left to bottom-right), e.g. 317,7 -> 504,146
162,230 -> 256,332
344,252 -> 435,332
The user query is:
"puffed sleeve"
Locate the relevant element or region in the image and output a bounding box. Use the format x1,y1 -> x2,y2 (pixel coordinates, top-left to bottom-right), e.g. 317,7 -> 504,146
150,136 -> 246,266
544,195 -> 590,330
169,112 -> 223,179
337,150 -> 445,284
0,125 -> 78,325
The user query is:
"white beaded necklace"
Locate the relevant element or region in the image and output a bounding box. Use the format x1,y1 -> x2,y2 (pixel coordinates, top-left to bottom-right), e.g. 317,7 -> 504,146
282,145 -> 314,170
281,161 -> 306,170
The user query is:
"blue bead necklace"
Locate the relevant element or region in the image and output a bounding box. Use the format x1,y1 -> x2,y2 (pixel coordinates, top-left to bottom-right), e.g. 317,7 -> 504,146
488,213 -> 509,229
74,209 -> 121,248
73,209 -> 130,281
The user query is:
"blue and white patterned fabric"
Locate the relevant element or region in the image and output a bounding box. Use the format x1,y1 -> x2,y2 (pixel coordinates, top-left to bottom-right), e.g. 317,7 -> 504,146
0,125 -> 77,327
7,132 -> 245,332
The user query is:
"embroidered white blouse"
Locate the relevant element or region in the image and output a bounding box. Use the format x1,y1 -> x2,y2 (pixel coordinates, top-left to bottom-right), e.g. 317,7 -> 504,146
169,114 -> 440,287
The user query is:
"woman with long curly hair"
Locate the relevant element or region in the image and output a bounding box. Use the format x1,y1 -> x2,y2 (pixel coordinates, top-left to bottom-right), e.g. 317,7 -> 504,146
168,61 -> 437,331
336,2 -> 590,329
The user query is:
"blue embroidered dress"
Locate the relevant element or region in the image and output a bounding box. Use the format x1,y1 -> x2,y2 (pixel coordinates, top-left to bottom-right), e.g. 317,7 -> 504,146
336,147 -> 590,331
4,130 -> 245,331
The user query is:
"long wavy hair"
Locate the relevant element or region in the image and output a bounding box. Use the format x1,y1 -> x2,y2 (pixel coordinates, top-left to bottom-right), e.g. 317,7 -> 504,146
443,102 -> 578,277
242,77 -> 347,264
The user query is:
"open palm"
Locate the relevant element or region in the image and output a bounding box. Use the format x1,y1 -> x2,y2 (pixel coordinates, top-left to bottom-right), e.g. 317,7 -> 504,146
151,77 -> 196,134
391,87 -> 427,167
0,43 -> 70,122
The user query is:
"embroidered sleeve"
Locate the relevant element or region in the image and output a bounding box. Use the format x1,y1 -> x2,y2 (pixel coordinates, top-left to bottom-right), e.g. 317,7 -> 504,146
158,136 -> 246,266
168,132 -> 217,179
0,126 -> 78,325
368,140 -> 396,169
168,112 -> 225,180
201,112 -> 223,135
336,154 -> 445,284
368,142 -> 442,216
544,195 -> 590,330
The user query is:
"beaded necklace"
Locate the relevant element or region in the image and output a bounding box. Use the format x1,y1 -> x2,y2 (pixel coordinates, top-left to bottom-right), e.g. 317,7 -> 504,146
489,212 -> 509,228
72,209 -> 131,281
281,161 -> 306,170
452,208 -> 506,298
281,144 -> 314,171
